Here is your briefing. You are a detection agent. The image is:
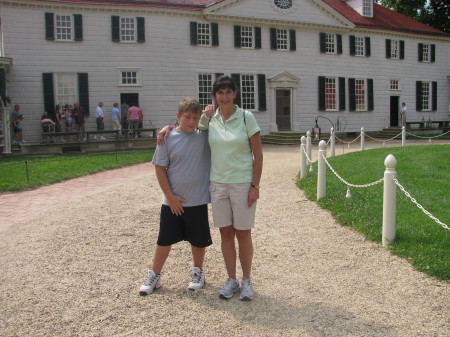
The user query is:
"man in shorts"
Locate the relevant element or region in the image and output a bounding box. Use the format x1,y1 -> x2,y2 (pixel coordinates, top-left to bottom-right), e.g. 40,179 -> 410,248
139,97 -> 212,295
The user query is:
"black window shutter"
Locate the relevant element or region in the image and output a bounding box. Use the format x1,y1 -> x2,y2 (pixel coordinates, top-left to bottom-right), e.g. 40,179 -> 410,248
78,73 -> 89,116
257,74 -> 266,111
416,81 -> 422,111
368,79 -> 374,111
231,73 -> 241,107
270,28 -> 277,50
255,27 -> 261,49
74,14 -> 83,41
431,44 -> 435,62
42,73 -> 55,115
418,43 -> 423,62
318,76 -> 326,111
234,25 -> 241,48
349,78 -> 356,111
211,23 -> 219,46
319,33 -> 326,53
0,69 -> 6,100
137,17 -> 145,42
349,35 -> 355,56
432,81 -> 437,111
365,37 -> 371,57
45,12 -> 55,41
190,22 -> 198,45
337,34 -> 342,54
289,30 -> 296,51
385,39 -> 391,58
339,77 -> 345,111
111,16 -> 120,42
400,40 -> 405,59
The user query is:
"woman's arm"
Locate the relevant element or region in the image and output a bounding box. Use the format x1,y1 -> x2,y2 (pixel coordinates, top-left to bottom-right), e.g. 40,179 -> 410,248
248,132 -> 263,207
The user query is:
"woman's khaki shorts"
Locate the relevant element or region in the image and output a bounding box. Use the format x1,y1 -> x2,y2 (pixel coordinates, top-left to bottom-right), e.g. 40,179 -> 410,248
209,182 -> 256,230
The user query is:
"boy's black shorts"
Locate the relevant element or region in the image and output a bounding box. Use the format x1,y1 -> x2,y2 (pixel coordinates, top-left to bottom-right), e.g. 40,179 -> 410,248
157,204 -> 212,248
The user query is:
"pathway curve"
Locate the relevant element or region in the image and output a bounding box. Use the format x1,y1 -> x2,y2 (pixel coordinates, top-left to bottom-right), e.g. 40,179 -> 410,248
0,142 -> 448,336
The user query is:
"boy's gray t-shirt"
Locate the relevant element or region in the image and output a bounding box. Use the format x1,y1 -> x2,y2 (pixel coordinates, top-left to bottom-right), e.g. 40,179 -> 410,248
151,128 -> 211,207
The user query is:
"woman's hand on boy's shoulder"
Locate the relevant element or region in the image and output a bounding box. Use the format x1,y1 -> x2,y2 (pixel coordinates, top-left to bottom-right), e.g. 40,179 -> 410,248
157,125 -> 174,145
203,105 -> 215,117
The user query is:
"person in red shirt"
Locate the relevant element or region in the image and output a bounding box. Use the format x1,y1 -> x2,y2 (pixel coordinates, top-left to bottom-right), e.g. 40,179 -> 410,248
127,103 -> 142,139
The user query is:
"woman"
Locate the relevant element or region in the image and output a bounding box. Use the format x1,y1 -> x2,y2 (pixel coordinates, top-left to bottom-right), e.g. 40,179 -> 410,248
159,75 -> 263,300
54,104 -> 63,141
204,75 -> 262,301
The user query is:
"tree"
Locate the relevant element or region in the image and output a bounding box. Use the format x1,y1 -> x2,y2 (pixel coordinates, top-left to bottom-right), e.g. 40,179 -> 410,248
377,0 -> 449,33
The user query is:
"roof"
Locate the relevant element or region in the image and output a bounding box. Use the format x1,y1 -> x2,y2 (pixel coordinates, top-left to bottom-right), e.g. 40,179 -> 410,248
322,0 -> 448,37
43,0 -> 449,37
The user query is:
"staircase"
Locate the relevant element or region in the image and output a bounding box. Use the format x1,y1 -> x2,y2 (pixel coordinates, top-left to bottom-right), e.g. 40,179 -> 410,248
261,131 -> 305,145
375,128 -> 403,139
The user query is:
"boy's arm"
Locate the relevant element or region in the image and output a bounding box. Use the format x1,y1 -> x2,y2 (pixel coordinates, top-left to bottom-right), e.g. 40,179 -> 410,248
154,165 -> 186,216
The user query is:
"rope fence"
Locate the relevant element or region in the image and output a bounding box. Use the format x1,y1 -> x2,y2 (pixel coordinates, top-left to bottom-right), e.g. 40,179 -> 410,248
299,137 -> 450,246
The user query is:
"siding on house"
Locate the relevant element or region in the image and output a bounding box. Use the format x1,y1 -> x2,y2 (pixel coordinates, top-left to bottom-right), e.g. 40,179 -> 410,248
0,0 -> 449,142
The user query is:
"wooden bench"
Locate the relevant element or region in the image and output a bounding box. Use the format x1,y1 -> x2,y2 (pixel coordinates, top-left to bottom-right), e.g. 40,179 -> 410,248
86,128 -> 158,141
41,131 -> 81,142
406,120 -> 449,129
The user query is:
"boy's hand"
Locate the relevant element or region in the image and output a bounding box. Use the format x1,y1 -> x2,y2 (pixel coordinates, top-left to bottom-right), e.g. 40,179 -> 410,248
157,125 -> 174,145
167,195 -> 186,216
203,104 -> 215,117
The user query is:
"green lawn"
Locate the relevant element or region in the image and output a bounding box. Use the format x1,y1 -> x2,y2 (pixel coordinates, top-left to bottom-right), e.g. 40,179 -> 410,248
0,150 -> 154,192
297,144 -> 450,281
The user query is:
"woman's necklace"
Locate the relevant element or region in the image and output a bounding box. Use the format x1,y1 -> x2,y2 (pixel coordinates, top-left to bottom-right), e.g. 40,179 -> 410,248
219,106 -> 236,121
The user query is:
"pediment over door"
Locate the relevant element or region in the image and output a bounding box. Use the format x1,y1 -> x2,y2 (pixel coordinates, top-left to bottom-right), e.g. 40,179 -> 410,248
268,71 -> 299,88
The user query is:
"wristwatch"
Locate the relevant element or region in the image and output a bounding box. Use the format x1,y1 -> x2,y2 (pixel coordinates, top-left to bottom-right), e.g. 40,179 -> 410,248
251,184 -> 260,190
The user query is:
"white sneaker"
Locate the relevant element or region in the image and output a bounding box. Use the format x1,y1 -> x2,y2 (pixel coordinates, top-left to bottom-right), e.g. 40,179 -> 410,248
100,136 -> 106,140
240,278 -> 254,301
139,270 -> 161,296
20,140 -> 27,144
93,136 -> 98,140
188,267 -> 205,291
12,140 -> 20,145
218,278 -> 240,299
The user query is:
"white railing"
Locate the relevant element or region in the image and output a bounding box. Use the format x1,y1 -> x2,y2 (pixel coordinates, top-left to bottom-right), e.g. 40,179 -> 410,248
299,138 -> 450,246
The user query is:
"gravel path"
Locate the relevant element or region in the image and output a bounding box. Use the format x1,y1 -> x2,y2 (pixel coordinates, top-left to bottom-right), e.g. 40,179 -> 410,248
0,144 -> 448,336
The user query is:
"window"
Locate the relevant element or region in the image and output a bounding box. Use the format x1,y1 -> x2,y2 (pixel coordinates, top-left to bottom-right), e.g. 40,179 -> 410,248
390,79 -> 400,91
45,12 -> 83,41
319,33 -> 342,54
350,36 -> 371,57
348,78 -> 374,111
318,76 -> 345,111
362,0 -> 373,17
118,69 -> 141,86
270,28 -> 296,51
231,73 -> 267,111
198,74 -> 213,109
234,26 -> 262,49
111,16 -> 145,43
386,39 -> 404,59
240,75 -> 256,110
55,73 -> 77,107
42,72 -> 89,116
190,22 -> 219,47
274,0 -> 293,9
418,43 -> 435,63
121,18 -> 135,42
55,15 -> 72,40
416,81 -> 437,111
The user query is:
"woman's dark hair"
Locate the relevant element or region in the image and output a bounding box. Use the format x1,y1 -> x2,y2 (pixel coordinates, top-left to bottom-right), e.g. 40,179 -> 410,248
211,75 -> 238,97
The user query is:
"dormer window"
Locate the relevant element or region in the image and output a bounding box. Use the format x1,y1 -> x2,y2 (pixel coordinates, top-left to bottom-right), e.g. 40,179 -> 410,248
363,0 -> 373,17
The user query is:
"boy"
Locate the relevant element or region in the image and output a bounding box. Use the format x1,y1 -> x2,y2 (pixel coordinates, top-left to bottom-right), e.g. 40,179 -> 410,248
139,97 -> 212,295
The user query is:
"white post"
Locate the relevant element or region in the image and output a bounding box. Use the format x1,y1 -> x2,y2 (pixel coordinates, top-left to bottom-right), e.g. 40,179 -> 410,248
317,140 -> 327,200
306,131 -> 312,165
1,103 -> 12,155
300,136 -> 307,178
330,127 -> 335,157
382,154 -> 397,246
360,127 -> 365,151
401,126 -> 406,147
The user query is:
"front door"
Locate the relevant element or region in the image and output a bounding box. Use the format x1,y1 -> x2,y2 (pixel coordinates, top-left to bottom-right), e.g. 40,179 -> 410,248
276,89 -> 291,131
390,96 -> 399,127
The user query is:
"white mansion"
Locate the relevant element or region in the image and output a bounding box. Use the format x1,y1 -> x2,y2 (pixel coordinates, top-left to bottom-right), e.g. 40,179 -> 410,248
0,0 -> 449,143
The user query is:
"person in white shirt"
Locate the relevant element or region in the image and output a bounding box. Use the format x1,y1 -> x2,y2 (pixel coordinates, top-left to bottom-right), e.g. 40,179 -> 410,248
94,102 -> 106,140
400,102 -> 407,128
